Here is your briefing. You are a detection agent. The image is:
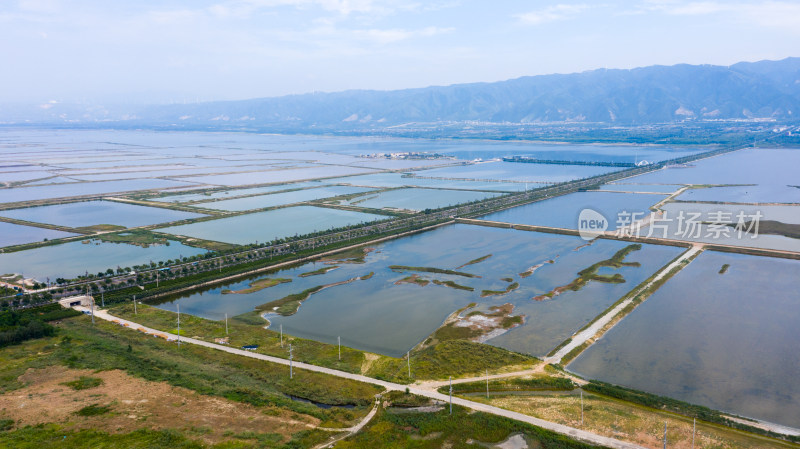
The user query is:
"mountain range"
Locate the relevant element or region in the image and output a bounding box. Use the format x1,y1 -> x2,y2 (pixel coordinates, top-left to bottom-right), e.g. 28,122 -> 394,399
4,57 -> 800,128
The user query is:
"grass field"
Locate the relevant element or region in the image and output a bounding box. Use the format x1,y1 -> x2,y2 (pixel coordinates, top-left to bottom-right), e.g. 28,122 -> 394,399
461,391 -> 800,449
0,314 -> 385,448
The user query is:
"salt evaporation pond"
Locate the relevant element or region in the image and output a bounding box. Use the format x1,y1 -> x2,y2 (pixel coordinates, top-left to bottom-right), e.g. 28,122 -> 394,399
157,206 -> 385,245
0,221 -> 77,248
624,148 -> 800,203
154,223 -> 683,357
198,185 -> 375,212
340,188 -> 503,211
0,200 -> 206,228
480,191 -> 665,231
0,239 -> 206,282
568,251 -> 800,428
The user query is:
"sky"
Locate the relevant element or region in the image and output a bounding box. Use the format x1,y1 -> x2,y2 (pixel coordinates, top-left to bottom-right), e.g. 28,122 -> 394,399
1,0 -> 799,104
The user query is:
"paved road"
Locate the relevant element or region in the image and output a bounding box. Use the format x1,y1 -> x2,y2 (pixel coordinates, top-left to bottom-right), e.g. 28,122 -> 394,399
81,307 -> 645,449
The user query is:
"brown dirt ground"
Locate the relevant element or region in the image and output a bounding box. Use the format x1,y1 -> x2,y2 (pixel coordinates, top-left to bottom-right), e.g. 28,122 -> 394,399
0,365 -> 319,444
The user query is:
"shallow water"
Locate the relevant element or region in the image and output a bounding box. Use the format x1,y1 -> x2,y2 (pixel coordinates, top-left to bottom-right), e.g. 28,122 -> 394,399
415,161 -> 617,183
642,202 -> 800,252
198,185 -> 375,212
155,223 -> 681,357
623,148 -> 800,203
0,221 -> 77,248
328,172 -> 530,192
0,200 -> 206,228
152,181 -> 330,203
568,251 -> 800,428
0,239 -> 206,282
340,188 -> 502,211
0,178 -> 197,204
479,191 -> 666,231
157,205 -> 385,245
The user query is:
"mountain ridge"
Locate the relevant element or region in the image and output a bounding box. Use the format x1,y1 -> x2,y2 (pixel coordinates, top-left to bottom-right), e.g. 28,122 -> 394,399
4,57 -> 800,127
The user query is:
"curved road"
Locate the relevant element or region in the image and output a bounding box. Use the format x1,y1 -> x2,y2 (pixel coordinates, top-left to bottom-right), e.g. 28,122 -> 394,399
80,307 -> 645,449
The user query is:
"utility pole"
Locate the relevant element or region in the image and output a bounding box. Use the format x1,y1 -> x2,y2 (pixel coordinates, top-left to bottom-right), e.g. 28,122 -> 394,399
280,324 -> 283,347
289,344 -> 293,379
407,351 -> 411,379
581,390 -> 584,426
692,418 -> 696,449
101,291 -> 104,308
177,304 -> 181,347
133,295 -> 137,314
486,369 -> 489,399
338,336 -> 341,361
225,313 -> 228,335
663,421 -> 667,449
156,271 -> 159,287
91,296 -> 95,325
449,376 -> 453,415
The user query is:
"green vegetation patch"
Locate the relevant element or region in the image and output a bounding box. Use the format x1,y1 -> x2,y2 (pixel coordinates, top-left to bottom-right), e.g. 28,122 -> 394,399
221,277 -> 291,295
299,265 -> 340,277
431,279 -> 474,291
442,376 -> 575,395
319,246 -> 374,264
255,285 -> 324,316
719,263 -> 730,274
534,244 -> 641,300
0,304 -> 78,348
480,282 -> 519,297
389,265 -> 480,278
580,380 -> 800,443
395,274 -> 429,286
0,419 -> 13,432
75,403 -> 112,417
456,254 -> 492,269
728,220 -> 800,240
42,317 -> 380,418
98,229 -> 170,248
115,303 -> 368,376
61,376 -> 104,391
74,224 -> 127,233
338,405 -> 597,449
384,390 -> 432,408
368,340 -> 535,382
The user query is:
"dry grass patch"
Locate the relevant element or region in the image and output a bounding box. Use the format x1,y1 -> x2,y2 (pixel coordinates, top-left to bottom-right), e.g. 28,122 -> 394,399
0,365 -> 318,445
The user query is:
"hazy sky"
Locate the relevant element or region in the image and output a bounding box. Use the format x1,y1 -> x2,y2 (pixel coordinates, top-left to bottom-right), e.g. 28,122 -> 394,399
2,0 -> 798,104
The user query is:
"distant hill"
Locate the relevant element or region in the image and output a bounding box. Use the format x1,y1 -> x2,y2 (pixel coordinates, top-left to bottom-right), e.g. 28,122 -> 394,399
4,57 -> 800,128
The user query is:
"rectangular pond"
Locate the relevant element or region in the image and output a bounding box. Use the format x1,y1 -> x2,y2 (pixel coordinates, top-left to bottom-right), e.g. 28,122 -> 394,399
338,188 -> 503,211
153,223 -> 683,357
0,200 -> 206,228
0,178 -> 198,204
157,206 -> 385,245
479,191 -> 666,231
197,186 -> 376,212
0,239 -> 206,282
151,182 -> 331,203
568,251 -> 800,429
0,221 -> 77,248
623,148 -> 800,203
644,202 -> 800,252
177,165 -> 376,187
414,161 -> 618,183
329,172 -> 529,192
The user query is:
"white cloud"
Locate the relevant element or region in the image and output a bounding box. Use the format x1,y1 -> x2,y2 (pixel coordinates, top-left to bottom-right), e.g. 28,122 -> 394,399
641,1 -> 800,32
516,4 -> 590,25
356,26 -> 453,44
